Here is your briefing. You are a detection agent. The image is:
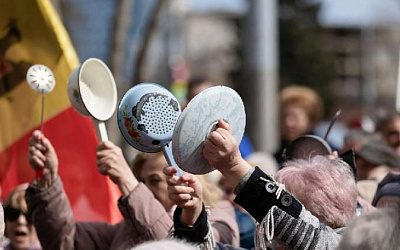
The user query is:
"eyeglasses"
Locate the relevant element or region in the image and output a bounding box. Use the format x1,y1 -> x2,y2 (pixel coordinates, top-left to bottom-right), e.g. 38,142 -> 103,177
3,206 -> 28,222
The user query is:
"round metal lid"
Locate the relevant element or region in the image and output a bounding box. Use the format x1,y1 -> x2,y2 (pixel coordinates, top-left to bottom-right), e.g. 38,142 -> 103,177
172,86 -> 246,174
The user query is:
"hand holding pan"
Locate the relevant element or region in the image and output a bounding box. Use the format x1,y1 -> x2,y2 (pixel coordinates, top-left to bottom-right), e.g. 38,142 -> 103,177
117,83 -> 184,175
67,58 -> 117,142
172,86 -> 246,174
26,64 -> 56,179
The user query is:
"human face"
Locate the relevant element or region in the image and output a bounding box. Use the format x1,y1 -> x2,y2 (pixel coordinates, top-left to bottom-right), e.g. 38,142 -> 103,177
281,105 -> 311,142
5,203 -> 38,250
139,155 -> 175,211
382,117 -> 400,155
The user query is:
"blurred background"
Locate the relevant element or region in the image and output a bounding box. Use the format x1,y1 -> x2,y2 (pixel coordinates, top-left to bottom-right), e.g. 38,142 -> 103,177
2,0 -> 400,223
49,0 -> 400,156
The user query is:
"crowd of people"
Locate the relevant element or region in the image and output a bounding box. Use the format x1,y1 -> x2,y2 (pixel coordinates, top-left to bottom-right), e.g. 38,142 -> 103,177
1,82 -> 400,250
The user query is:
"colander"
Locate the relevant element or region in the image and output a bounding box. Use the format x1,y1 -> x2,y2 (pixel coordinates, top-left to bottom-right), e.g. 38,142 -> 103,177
117,83 -> 183,175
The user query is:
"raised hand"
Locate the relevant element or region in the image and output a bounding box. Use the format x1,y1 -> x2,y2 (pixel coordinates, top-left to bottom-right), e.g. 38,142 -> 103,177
28,130 -> 59,188
164,167 -> 202,226
203,120 -> 252,187
96,141 -> 138,196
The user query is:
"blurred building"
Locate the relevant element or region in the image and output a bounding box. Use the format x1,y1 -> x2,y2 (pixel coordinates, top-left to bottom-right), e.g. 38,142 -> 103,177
319,0 -> 400,121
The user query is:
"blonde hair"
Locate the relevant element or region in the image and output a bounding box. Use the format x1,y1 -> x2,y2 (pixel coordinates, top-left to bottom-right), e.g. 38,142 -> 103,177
280,85 -> 323,124
130,153 -> 223,208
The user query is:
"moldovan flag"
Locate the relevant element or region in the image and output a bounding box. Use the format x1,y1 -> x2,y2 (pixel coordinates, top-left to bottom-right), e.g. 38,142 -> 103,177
0,0 -> 122,223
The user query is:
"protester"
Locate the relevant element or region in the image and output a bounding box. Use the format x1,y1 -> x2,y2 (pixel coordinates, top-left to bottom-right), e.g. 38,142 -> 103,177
338,206 -> 400,250
131,152 -> 240,246
276,156 -> 357,229
168,120 -> 356,249
27,130 -> 172,249
274,85 -> 324,165
376,112 -> 400,156
371,172 -> 400,208
3,184 -> 41,250
353,137 -> 400,204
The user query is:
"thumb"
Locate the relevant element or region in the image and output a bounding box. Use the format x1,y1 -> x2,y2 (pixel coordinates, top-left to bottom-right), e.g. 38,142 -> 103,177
41,137 -> 55,154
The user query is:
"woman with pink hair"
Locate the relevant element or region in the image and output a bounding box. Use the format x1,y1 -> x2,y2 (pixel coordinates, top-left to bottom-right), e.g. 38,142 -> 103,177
276,156 -> 357,229
169,120 -> 359,249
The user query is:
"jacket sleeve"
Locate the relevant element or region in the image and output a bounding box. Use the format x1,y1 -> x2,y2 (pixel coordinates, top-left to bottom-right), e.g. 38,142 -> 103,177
209,200 -> 240,247
234,167 -> 342,250
26,177 -> 117,250
117,182 -> 172,242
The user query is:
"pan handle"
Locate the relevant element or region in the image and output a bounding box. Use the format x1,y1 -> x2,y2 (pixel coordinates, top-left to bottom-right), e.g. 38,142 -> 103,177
96,120 -> 109,142
163,142 -> 184,176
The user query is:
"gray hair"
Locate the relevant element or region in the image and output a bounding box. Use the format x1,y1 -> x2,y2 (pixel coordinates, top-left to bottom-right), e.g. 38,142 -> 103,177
131,239 -> 196,250
339,206 -> 400,250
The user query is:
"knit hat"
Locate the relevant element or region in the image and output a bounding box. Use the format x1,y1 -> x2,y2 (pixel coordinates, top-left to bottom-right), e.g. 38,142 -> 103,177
372,173 -> 400,206
356,138 -> 400,169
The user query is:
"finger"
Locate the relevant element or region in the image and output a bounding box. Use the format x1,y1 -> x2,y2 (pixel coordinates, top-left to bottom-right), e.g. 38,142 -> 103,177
217,119 -> 231,132
29,145 -> 47,160
169,185 -> 195,195
208,131 -> 226,147
30,155 -> 45,168
180,173 -> 195,183
41,137 -> 55,154
32,130 -> 43,140
96,148 -> 115,159
29,130 -> 43,146
217,127 -> 234,142
203,139 -> 219,151
169,193 -> 192,202
167,175 -> 181,186
30,143 -> 46,153
98,141 -> 117,150
163,166 -> 177,177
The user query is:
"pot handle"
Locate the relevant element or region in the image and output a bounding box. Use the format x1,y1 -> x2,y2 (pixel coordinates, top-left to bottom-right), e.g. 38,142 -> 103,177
163,142 -> 183,176
96,120 -> 109,142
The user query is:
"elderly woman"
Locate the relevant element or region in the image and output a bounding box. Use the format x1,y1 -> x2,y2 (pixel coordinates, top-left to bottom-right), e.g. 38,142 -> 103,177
169,120 -> 358,249
276,156 -> 357,229
131,152 -> 239,246
275,85 -> 324,165
3,184 -> 41,250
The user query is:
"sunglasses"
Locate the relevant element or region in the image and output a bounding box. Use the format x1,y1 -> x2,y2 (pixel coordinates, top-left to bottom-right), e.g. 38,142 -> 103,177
3,206 -> 28,222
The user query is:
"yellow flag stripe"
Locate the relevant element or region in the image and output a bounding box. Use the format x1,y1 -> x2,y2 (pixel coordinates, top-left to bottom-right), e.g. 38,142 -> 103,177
0,0 -> 80,151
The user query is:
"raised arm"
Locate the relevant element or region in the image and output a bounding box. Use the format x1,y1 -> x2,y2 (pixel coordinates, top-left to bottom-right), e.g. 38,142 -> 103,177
27,131 -> 118,249
203,120 -> 342,249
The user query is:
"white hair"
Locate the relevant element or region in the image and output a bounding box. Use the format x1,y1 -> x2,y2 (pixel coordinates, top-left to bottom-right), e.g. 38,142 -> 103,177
131,239 -> 196,250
